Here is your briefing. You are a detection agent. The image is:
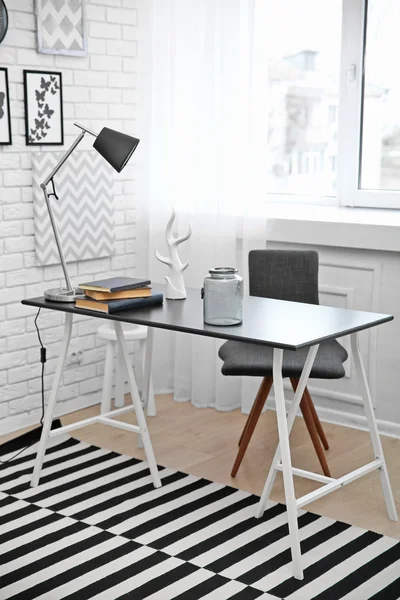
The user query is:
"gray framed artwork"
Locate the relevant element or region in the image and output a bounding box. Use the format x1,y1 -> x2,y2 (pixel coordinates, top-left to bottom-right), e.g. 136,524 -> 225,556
35,0 -> 87,56
0,67 -> 11,145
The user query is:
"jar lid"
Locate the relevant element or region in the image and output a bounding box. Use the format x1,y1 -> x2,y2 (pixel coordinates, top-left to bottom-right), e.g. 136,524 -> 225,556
209,267 -> 238,275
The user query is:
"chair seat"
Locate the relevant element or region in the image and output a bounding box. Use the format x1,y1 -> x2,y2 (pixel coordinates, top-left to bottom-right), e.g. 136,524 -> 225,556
219,339 -> 348,379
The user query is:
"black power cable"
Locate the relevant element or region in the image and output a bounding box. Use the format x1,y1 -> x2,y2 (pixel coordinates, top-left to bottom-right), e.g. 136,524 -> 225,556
34,307 -> 46,427
0,308 -> 46,467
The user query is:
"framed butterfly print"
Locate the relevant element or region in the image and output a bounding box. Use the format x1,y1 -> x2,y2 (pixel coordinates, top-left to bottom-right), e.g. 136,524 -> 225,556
0,67 -> 11,145
23,70 -> 64,146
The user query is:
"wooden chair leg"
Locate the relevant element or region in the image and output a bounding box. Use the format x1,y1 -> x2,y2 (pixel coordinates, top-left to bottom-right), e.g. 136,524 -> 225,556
238,379 -> 269,446
231,377 -> 273,477
290,378 -> 331,478
304,387 -> 329,450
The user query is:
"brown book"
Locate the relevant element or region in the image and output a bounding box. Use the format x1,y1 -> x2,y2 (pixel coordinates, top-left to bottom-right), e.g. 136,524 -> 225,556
75,294 -> 163,314
84,288 -> 151,301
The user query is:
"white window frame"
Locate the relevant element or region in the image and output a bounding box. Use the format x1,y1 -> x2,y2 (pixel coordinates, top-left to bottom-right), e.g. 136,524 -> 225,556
270,0 -> 400,210
338,0 -> 400,209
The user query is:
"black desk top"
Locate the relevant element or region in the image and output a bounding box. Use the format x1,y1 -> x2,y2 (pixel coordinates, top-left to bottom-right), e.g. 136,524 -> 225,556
22,284 -> 393,351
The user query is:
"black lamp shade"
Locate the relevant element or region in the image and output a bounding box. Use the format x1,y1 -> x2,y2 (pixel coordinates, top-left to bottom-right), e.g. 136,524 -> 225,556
93,127 -> 140,173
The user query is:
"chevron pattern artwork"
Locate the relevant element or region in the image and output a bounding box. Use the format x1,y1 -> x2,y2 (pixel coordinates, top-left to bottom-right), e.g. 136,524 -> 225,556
32,151 -> 115,266
36,0 -> 87,56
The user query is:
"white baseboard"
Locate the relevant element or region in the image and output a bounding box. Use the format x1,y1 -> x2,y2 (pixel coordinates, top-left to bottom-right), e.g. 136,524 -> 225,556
310,404 -> 400,439
0,414 -> 40,438
151,387 -> 400,439
0,395 -> 101,438
3,387 -> 399,440
262,398 -> 400,439
0,381 -> 151,437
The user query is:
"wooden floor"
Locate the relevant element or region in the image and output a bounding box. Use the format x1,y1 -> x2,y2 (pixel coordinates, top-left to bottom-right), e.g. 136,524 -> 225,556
2,394 -> 400,540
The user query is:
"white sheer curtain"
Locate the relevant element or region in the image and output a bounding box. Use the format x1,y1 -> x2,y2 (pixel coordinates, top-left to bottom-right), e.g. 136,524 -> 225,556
136,0 -> 269,413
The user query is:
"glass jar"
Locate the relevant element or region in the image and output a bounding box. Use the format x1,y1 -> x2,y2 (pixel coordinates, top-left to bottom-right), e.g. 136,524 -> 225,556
201,267 -> 243,326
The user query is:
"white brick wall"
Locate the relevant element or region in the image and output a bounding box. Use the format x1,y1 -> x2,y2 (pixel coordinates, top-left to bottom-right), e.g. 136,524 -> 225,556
0,0 -> 141,435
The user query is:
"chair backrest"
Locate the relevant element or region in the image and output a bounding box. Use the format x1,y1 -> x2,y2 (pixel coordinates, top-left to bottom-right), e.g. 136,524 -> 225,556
248,249 -> 319,305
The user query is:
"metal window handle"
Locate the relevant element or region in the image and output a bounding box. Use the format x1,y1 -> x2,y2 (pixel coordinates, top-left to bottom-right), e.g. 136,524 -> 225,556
347,64 -> 356,82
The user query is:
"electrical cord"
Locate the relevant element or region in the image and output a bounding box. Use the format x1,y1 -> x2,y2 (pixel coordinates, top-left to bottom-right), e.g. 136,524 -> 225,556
34,307 -> 46,428
0,308 -> 46,467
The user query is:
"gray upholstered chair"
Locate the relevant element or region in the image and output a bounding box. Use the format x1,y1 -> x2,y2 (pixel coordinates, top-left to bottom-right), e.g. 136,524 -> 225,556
218,249 -> 348,478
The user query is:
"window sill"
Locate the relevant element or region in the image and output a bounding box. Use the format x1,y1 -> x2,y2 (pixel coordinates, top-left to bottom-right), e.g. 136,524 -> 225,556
266,204 -> 400,253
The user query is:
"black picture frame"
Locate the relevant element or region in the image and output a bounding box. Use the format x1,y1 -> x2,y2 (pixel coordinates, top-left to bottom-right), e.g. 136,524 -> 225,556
23,69 -> 64,146
0,67 -> 12,145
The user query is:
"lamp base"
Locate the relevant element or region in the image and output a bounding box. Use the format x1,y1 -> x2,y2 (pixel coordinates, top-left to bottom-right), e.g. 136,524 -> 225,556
44,287 -> 85,303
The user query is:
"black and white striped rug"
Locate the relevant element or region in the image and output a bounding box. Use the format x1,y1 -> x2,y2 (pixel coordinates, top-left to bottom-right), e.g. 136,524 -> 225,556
1,434 -> 399,599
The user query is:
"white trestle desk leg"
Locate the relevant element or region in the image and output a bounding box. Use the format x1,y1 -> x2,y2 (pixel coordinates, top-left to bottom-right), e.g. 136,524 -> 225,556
143,327 -> 156,417
270,348 -> 303,579
256,344 -> 319,520
100,341 -> 114,414
138,327 -> 155,449
115,343 -> 125,408
114,321 -> 161,488
351,333 -> 398,522
31,312 -> 73,487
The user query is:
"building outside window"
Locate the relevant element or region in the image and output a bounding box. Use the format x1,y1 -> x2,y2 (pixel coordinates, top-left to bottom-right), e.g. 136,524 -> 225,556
267,0 -> 400,209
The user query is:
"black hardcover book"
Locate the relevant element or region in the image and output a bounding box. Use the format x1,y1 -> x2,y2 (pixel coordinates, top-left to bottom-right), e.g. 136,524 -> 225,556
78,276 -> 151,293
76,293 -> 163,314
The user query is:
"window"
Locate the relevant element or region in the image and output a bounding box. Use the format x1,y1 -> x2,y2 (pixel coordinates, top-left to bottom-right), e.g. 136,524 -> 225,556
268,0 -> 400,209
360,1 -> 400,193
267,1 -> 342,202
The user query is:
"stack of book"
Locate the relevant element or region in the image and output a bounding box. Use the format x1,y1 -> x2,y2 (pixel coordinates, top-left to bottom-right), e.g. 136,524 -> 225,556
75,277 -> 163,313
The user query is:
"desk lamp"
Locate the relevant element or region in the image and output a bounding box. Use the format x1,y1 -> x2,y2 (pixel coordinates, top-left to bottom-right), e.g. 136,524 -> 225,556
42,122 -> 139,302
